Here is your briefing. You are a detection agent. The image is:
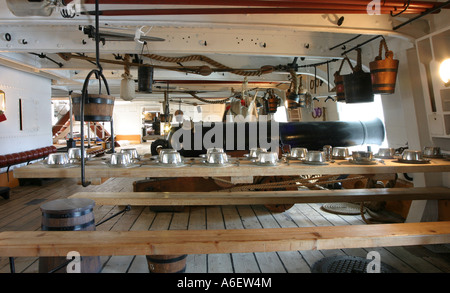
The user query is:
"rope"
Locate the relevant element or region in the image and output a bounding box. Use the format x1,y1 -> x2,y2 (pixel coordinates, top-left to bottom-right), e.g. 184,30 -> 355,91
290,69 -> 299,94
360,202 -> 373,224
188,92 -> 232,104
143,53 -> 272,76
122,54 -> 131,78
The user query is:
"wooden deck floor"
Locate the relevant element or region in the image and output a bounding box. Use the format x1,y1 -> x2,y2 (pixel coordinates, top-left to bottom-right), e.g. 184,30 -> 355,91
1,176 -> 450,273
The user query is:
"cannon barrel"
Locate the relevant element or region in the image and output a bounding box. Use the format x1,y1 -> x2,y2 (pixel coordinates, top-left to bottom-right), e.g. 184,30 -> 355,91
166,118 -> 385,157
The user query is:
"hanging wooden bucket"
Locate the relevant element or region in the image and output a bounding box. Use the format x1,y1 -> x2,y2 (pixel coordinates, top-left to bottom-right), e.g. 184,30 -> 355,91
267,97 -> 280,113
369,39 -> 399,94
286,90 -> 299,109
287,99 -> 298,109
334,57 -> 354,102
343,48 -> 374,103
39,198 -> 101,273
146,255 -> 187,273
71,93 -> 115,122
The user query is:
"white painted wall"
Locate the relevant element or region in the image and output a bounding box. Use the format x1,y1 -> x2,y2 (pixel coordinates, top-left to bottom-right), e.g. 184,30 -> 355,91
0,65 -> 52,155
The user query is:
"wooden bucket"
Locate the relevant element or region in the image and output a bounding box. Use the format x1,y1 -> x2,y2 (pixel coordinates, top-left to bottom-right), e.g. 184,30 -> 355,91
334,57 -> 354,102
286,90 -> 299,109
369,39 -> 399,94
343,48 -> 374,103
267,97 -> 279,113
146,255 -> 187,273
71,93 -> 115,122
39,198 -> 101,273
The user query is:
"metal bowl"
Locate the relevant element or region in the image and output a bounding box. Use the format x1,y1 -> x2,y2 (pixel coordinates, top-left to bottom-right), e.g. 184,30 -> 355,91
206,151 -> 229,165
160,151 -> 183,165
158,148 -> 177,160
67,147 -> 86,161
110,153 -> 132,166
202,147 -> 224,159
290,147 -> 308,159
376,148 -> 395,158
332,147 -> 349,159
248,147 -> 267,158
47,153 -> 69,165
305,151 -> 326,163
207,147 -> 224,155
120,148 -> 140,160
352,151 -> 373,162
423,146 -> 441,157
401,150 -> 423,161
256,152 -> 279,165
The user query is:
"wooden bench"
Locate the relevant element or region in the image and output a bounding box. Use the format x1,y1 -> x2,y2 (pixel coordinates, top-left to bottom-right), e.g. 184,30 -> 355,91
68,187 -> 450,206
0,221 -> 449,257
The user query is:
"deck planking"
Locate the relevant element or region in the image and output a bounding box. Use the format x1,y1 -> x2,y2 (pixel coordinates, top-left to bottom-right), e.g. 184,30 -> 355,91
0,177 -> 449,273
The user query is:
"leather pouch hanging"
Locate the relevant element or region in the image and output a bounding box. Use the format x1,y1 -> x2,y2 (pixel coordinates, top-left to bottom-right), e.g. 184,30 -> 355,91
343,48 -> 374,103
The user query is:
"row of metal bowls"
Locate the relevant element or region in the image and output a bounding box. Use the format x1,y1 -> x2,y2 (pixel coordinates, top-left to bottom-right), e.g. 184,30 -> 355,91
46,147 -> 140,167
45,145 -> 444,168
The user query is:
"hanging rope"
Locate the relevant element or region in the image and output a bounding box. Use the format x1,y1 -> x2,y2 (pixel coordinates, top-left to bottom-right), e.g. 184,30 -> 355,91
289,69 -> 299,94
143,53 -> 274,76
122,54 -> 132,79
188,91 -> 232,104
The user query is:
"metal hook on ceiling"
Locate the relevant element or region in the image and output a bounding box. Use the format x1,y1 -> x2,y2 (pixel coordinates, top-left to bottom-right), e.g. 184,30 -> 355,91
390,0 -> 411,17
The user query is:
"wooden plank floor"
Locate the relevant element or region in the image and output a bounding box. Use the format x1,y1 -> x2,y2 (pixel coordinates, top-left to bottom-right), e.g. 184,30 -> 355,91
1,177 -> 450,273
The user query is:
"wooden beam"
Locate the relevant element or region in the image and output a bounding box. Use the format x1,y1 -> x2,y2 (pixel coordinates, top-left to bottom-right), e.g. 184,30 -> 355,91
68,187 -> 450,206
1,222 -> 449,257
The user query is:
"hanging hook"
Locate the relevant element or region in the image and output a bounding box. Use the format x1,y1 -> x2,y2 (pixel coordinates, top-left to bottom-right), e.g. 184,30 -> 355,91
390,0 -> 411,17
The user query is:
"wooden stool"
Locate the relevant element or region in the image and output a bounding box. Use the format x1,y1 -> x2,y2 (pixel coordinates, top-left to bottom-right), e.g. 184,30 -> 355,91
0,187 -> 10,200
38,198 -> 102,273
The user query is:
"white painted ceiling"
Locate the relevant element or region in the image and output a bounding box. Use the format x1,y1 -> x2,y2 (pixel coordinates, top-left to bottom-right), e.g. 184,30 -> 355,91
0,0 -> 442,104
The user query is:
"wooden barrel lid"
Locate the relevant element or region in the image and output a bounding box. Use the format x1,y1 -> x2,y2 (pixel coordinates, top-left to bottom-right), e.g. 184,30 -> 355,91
40,198 -> 95,214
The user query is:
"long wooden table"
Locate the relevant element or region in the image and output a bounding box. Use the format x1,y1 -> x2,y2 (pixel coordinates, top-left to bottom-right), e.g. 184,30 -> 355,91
7,156 -> 450,265
12,157 -> 450,179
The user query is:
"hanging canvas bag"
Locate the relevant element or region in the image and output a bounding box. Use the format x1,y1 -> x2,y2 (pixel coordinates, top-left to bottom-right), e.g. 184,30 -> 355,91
343,48 -> 374,103
369,38 -> 399,94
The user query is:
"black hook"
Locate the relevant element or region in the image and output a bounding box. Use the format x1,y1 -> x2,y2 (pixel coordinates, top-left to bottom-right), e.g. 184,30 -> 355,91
391,0 -> 411,17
